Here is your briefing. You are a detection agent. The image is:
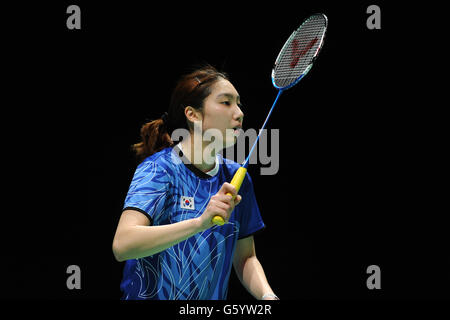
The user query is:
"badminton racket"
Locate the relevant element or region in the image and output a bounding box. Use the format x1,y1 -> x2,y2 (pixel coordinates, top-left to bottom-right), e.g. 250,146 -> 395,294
212,13 -> 328,226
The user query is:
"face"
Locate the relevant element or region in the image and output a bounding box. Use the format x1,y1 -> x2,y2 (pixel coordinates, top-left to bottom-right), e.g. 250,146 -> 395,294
197,78 -> 244,148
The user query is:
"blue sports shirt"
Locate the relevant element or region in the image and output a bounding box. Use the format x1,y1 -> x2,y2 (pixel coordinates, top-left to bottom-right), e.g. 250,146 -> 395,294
120,146 -> 265,300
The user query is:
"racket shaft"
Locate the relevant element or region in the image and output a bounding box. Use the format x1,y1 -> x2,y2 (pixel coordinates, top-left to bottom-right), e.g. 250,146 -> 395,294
243,90 -> 283,168
212,167 -> 247,226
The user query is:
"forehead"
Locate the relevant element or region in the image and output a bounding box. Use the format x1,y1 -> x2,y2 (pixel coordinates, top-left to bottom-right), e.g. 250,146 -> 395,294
211,79 -> 239,98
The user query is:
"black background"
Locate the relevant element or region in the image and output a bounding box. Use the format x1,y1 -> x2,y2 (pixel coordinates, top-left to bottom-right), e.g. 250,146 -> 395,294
2,0 -> 447,304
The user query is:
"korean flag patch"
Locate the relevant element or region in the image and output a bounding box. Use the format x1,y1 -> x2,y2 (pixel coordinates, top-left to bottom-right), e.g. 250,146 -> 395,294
180,196 -> 195,210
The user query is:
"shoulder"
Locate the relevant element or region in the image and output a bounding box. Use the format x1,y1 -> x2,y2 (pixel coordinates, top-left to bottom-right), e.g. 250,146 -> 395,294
133,148 -> 177,182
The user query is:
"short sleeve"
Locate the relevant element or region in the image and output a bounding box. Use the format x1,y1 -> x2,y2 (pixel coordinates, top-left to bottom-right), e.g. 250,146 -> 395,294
123,161 -> 171,225
236,173 -> 265,239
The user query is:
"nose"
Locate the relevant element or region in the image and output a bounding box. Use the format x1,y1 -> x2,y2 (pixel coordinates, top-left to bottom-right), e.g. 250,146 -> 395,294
235,105 -> 244,123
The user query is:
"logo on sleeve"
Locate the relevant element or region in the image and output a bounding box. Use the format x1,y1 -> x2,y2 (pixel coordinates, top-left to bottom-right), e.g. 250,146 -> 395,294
180,196 -> 195,210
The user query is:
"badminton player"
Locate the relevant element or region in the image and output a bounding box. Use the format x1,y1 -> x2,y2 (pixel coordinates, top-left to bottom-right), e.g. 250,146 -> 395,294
112,65 -> 278,300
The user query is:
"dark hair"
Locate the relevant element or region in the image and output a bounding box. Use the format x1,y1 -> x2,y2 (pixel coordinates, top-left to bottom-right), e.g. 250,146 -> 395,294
132,65 -> 229,162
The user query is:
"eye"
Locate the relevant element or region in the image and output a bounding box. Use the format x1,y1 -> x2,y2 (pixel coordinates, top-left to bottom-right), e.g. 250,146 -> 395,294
221,101 -> 231,106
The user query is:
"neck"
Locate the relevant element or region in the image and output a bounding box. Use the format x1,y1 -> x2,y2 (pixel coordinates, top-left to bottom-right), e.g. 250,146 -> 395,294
180,134 -> 216,173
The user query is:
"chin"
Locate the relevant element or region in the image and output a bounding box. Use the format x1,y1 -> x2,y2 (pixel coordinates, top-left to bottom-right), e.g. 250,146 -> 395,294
223,136 -> 238,149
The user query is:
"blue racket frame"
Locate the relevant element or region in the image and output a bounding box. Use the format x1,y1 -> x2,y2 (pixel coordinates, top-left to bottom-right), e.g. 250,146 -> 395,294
243,14 -> 327,168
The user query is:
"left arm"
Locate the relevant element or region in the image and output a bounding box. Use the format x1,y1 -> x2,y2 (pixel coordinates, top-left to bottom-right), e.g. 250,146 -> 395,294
233,236 -> 278,300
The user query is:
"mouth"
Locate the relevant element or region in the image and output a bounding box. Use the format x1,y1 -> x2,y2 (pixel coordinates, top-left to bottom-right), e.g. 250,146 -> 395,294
231,126 -> 242,137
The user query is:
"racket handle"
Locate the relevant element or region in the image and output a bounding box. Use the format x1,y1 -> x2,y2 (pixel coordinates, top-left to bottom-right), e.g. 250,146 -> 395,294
212,167 -> 247,226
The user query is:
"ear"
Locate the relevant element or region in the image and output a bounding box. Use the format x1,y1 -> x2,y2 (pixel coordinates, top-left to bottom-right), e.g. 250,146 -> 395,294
184,106 -> 203,123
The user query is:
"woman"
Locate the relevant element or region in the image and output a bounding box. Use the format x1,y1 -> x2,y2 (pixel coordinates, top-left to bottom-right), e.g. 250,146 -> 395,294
112,65 -> 278,300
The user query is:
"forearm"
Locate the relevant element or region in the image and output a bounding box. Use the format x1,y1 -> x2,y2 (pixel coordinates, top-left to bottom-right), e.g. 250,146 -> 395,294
236,256 -> 275,300
113,218 -> 202,261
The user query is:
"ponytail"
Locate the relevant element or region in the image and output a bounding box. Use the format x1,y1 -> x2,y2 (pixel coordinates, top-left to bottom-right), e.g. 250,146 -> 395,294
132,118 -> 173,162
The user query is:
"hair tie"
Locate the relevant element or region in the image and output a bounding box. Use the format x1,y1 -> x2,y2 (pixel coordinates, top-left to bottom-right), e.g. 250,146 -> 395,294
161,112 -> 169,125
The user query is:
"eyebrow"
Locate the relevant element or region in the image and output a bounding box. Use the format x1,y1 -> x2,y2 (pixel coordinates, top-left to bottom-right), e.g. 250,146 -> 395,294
216,93 -> 240,101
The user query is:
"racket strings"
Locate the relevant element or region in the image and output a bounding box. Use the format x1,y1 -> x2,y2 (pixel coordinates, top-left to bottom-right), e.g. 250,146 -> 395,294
273,15 -> 326,88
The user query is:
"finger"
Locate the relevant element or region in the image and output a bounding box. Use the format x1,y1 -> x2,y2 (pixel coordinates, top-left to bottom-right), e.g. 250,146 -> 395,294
234,195 -> 242,206
212,208 -> 230,221
214,194 -> 235,205
218,182 -> 237,198
212,199 -> 232,212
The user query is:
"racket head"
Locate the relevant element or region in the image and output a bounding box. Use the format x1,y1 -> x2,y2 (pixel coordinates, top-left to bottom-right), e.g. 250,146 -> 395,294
271,13 -> 328,90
